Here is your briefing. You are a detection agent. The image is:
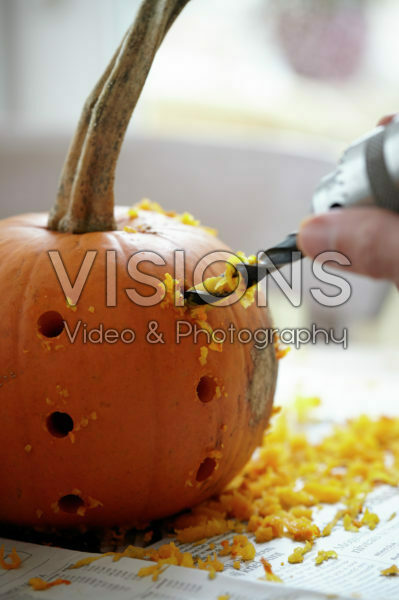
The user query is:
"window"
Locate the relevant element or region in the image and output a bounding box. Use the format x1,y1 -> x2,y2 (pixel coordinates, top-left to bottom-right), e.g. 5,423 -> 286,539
1,0 -> 399,142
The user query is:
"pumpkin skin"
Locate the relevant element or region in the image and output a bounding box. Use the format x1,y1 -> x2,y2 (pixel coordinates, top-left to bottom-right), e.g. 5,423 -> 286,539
0,206 -> 277,528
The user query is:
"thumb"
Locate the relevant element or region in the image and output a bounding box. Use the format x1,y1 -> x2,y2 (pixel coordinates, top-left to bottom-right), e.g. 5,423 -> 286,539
298,208 -> 399,285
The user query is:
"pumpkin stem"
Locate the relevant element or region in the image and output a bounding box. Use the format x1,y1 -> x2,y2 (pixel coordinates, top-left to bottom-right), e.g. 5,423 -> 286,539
48,34 -> 128,231
48,0 -> 190,233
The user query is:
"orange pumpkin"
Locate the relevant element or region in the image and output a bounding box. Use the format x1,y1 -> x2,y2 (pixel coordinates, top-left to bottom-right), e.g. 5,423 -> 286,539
0,0 -> 277,529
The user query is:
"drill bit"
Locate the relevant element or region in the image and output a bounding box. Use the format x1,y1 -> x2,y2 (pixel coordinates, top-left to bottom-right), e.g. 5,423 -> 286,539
184,233 -> 302,306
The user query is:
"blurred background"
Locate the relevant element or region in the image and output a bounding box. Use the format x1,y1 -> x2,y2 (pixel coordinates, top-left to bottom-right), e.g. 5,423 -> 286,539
0,0 -> 398,347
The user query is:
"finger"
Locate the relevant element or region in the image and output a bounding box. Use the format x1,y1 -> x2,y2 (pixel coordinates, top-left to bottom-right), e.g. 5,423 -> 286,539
377,114 -> 396,127
298,208 -> 399,284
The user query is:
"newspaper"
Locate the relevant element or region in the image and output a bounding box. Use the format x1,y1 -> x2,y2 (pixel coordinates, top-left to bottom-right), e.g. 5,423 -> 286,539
1,346 -> 398,600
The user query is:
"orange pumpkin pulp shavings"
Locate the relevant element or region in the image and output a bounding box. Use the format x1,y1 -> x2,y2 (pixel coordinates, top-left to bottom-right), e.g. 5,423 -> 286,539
191,251 -> 258,311
287,541 -> 313,564
64,403 -> 399,586
28,578 -> 71,591
380,564 -> 399,576
314,550 -> 338,566
0,546 -> 21,570
0,548 -> 71,593
260,558 -> 283,582
126,198 -> 218,237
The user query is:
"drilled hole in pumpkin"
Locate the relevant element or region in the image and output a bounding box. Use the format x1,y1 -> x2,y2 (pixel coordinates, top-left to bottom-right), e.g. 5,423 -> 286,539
47,412 -> 74,438
196,457 -> 216,482
58,494 -> 85,514
197,376 -> 217,403
38,311 -> 65,338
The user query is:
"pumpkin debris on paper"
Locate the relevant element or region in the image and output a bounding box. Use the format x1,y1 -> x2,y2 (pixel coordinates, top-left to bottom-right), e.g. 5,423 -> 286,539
28,577 -> 71,591
287,541 -> 313,564
314,550 -> 338,566
380,564 -> 399,576
0,546 -> 21,570
260,558 -> 283,582
59,401 -> 399,586
172,408 -> 397,547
